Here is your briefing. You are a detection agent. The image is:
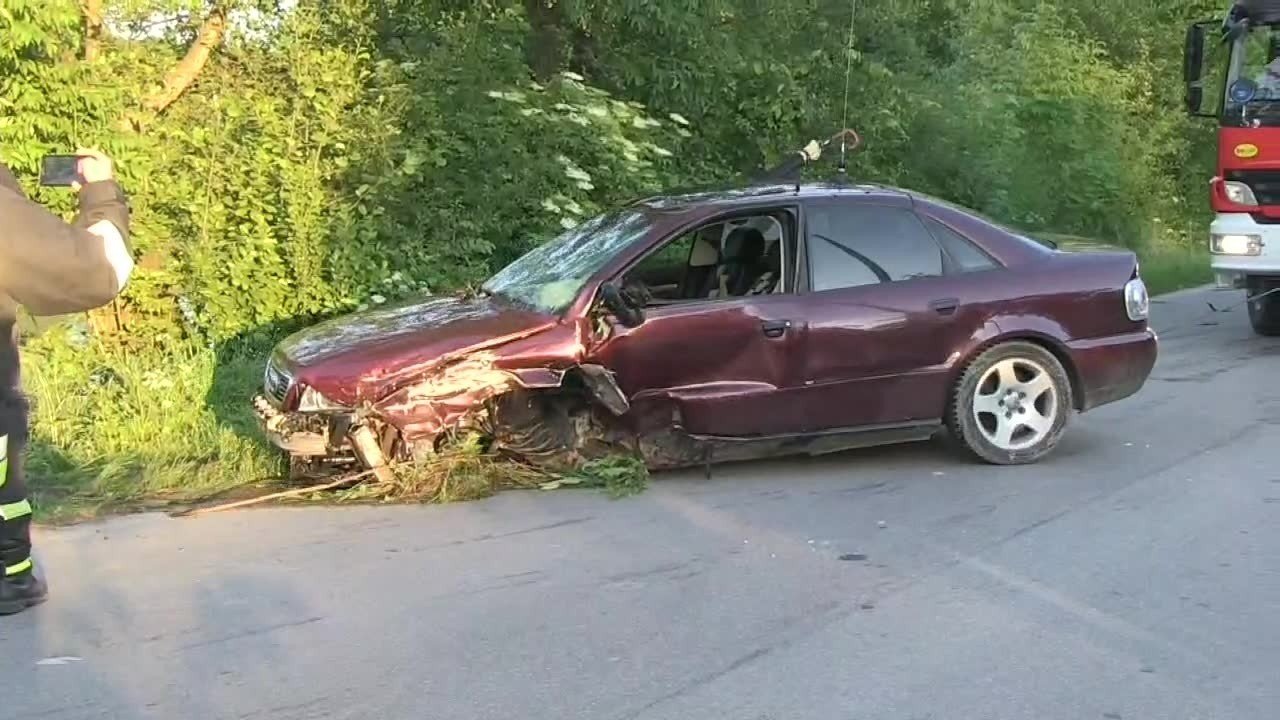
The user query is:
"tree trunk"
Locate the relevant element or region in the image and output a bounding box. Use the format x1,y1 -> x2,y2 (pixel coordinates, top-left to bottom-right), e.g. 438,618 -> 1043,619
524,0 -> 568,81
142,5 -> 228,114
82,0 -> 103,62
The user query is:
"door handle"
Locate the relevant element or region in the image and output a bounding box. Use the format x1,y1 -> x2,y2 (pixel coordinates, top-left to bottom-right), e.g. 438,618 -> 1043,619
929,298 -> 960,316
761,319 -> 792,338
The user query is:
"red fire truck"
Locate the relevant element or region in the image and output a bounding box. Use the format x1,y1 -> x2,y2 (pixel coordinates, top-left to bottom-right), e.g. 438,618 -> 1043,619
1186,0 -> 1280,335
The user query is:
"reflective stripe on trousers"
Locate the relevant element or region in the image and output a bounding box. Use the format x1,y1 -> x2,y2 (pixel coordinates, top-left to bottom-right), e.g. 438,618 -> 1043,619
0,434 -> 33,575
0,436 -> 21,521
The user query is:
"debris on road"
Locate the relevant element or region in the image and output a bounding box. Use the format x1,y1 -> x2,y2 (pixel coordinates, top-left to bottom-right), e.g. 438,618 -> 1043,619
171,442 -> 648,516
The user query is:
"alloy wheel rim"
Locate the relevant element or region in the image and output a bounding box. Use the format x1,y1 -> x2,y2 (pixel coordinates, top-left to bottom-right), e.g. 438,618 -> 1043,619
972,357 -> 1058,451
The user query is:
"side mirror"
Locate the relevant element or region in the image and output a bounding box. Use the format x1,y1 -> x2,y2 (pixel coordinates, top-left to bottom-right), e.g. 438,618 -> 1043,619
1185,23 -> 1206,85
1188,85 -> 1205,115
599,282 -> 645,328
1184,21 -> 1217,117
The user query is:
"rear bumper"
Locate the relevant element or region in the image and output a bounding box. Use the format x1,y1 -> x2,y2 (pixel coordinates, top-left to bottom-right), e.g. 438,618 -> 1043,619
1068,328 -> 1158,412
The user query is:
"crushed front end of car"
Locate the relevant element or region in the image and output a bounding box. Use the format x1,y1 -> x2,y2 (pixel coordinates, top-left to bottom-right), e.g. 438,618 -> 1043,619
253,356 -> 372,479
251,321 -> 639,481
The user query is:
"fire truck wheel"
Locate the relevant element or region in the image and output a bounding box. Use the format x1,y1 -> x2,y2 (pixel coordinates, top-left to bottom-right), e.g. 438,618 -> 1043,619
1248,288 -> 1280,337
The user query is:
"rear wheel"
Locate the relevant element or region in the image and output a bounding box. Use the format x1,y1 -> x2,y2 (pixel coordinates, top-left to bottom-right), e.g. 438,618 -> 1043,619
947,341 -> 1073,465
1247,278 -> 1280,336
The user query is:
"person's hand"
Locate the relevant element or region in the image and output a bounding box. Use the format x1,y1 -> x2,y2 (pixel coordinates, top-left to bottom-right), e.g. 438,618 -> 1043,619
73,149 -> 114,189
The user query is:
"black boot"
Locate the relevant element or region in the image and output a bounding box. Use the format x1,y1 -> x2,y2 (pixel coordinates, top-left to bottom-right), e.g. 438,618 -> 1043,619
0,566 -> 47,615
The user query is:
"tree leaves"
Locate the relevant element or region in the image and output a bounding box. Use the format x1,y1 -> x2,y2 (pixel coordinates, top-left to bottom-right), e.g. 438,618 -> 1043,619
1,0 -> 1216,350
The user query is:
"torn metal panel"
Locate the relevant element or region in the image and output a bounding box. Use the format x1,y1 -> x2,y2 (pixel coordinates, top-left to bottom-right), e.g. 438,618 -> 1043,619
577,364 -> 629,416
355,323 -> 558,405
374,351 -> 521,441
273,292 -> 563,407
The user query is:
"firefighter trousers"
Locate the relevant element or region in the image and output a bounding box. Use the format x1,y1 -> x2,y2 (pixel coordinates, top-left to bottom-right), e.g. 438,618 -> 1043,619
0,393 -> 32,577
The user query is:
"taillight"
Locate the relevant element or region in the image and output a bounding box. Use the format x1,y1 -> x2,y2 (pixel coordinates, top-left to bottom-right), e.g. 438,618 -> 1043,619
1124,277 -> 1149,322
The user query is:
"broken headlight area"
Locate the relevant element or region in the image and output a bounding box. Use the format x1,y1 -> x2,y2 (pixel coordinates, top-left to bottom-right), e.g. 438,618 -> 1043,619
295,385 -> 348,413
254,395 -> 356,459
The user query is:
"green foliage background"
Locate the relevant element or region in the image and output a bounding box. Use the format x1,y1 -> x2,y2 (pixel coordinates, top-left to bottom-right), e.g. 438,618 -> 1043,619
0,0 -> 1224,514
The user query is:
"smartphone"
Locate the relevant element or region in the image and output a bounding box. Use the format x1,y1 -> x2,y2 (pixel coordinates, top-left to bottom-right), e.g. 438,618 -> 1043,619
39,154 -> 84,187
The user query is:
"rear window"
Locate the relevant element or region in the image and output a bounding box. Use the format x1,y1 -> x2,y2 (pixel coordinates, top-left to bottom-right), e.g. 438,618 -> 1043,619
920,217 -> 1000,272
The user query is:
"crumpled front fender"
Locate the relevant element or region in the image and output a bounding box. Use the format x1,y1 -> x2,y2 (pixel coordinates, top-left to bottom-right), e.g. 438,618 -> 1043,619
371,351 -> 629,448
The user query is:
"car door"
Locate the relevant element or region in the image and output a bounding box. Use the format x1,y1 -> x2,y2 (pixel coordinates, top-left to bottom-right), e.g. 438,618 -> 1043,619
787,197 -> 999,432
589,209 -> 810,438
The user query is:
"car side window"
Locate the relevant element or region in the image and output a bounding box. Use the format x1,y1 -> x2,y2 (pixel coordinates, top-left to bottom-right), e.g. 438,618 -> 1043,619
622,212 -> 790,305
921,216 -> 999,273
625,233 -> 696,300
805,203 -> 944,292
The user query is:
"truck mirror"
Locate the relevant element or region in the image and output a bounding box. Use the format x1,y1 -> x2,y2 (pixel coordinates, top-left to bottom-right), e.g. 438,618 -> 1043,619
1185,21 -> 1221,117
1185,23 -> 1206,86
1188,85 -> 1205,115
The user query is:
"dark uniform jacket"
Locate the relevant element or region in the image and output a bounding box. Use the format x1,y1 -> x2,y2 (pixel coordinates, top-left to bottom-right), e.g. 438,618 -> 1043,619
0,164 -> 131,395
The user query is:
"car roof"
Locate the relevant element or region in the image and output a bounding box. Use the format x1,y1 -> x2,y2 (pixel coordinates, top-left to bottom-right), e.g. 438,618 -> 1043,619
631,182 -> 912,212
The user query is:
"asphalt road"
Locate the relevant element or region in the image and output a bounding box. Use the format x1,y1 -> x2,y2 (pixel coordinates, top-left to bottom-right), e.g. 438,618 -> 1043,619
4,285 -> 1279,720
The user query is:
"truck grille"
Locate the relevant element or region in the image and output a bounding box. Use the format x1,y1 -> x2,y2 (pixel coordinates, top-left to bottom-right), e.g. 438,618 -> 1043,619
263,362 -> 292,405
1226,169 -> 1280,206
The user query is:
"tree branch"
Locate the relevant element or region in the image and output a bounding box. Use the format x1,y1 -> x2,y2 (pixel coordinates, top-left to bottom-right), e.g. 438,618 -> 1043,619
142,5 -> 228,114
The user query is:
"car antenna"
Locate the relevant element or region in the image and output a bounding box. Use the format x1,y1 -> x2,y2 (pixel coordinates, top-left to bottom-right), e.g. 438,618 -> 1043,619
837,0 -> 858,178
830,128 -> 861,186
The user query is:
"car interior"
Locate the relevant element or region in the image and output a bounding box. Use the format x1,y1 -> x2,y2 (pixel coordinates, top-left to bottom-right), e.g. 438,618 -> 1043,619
622,213 -> 791,306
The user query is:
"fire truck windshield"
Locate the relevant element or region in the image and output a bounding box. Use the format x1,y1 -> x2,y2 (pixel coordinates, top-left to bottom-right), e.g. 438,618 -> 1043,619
1224,23 -> 1280,124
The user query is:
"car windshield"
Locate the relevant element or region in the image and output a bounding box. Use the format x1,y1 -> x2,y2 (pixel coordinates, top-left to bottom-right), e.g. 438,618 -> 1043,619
482,209 -> 654,315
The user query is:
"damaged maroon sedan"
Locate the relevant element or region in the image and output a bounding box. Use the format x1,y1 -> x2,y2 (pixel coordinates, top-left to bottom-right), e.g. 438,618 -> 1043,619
254,181 -> 1157,480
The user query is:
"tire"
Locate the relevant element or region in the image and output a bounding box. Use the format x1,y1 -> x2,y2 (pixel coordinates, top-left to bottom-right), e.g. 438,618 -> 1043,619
1247,287 -> 1280,337
947,341 -> 1074,465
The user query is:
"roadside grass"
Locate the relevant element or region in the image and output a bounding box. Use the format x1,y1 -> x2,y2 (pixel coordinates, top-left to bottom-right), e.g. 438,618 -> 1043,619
22,235 -> 1206,524
24,334 -> 283,523
1134,243 -> 1212,296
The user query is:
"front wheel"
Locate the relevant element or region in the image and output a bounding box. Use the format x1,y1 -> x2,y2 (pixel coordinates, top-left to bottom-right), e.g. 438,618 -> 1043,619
1247,282 -> 1280,336
947,341 -> 1073,465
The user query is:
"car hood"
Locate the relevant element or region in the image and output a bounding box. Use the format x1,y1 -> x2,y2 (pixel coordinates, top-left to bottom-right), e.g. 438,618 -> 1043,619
273,294 -> 557,405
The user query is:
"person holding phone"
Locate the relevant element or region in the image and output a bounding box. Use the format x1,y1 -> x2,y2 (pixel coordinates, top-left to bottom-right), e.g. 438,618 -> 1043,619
0,149 -> 134,615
